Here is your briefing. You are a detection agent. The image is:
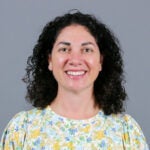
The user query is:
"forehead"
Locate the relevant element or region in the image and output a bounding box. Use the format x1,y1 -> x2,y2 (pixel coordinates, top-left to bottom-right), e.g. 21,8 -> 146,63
55,24 -> 96,43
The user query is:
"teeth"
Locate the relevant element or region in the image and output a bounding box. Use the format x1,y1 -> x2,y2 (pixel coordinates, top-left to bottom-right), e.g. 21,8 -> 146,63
66,71 -> 85,76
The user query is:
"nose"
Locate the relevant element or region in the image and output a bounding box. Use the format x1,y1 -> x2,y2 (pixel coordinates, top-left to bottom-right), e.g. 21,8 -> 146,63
68,51 -> 83,66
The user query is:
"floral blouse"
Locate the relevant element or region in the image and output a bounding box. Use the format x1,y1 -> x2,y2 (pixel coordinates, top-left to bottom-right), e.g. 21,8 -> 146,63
0,106 -> 149,150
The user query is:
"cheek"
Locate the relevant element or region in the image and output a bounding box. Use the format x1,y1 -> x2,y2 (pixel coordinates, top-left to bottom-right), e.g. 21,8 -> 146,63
52,56 -> 67,68
88,57 -> 101,69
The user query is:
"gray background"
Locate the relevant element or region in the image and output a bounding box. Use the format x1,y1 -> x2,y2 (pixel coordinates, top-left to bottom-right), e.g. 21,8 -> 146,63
0,0 -> 149,146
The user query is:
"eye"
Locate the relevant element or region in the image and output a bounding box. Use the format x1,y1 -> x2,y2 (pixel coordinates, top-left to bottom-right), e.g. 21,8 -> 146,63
82,48 -> 93,53
58,47 -> 70,53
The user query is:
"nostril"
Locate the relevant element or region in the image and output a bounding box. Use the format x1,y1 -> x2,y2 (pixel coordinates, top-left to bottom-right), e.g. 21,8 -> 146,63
68,60 -> 82,66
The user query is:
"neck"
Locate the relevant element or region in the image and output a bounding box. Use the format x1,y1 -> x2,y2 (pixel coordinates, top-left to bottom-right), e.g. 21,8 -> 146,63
50,87 -> 99,119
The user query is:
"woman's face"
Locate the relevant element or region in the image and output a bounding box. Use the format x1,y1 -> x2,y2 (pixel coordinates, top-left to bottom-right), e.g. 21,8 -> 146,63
48,24 -> 103,92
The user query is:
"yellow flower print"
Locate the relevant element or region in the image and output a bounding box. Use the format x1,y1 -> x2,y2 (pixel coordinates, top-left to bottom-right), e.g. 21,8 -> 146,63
82,125 -> 91,133
67,142 -> 74,149
123,132 -> 130,144
30,130 -> 40,139
124,115 -> 129,122
53,142 -> 60,150
94,130 -> 104,139
13,132 -> 19,144
135,139 -> 140,146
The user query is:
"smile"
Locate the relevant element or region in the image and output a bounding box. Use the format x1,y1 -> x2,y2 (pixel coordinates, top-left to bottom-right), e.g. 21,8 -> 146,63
66,71 -> 86,76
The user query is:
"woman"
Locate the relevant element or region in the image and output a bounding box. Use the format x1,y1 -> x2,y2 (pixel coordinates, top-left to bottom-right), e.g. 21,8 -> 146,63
0,11 -> 149,149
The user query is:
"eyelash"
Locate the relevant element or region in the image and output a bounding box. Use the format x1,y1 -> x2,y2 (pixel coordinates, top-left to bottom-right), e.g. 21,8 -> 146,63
58,48 -> 70,52
58,47 -> 94,53
82,48 -> 93,53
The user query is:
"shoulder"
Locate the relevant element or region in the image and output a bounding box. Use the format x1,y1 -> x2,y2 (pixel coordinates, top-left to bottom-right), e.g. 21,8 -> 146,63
109,113 -> 142,128
3,106 -> 51,131
4,108 -> 43,129
106,112 -> 144,129
108,113 -> 149,149
0,111 -> 27,149
119,113 -> 146,137
107,113 -> 145,138
0,107 -> 45,149
6,111 -> 28,128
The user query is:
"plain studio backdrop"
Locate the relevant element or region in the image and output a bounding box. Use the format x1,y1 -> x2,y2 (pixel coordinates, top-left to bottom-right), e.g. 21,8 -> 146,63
0,0 -> 150,146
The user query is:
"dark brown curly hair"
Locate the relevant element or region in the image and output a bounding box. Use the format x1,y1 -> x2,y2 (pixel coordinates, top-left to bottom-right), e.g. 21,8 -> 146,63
23,11 -> 127,115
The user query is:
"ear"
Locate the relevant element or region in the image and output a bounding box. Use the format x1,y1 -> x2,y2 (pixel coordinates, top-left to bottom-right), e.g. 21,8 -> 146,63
48,54 -> 52,71
99,54 -> 103,71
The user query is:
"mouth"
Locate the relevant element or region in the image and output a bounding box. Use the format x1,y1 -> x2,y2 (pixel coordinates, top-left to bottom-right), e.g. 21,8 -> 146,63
65,71 -> 87,78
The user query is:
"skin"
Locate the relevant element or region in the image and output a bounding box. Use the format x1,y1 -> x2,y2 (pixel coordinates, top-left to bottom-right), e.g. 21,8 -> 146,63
48,24 -> 103,119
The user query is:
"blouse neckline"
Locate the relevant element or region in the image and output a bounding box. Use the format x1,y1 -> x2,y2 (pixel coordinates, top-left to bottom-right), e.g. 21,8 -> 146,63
46,105 -> 106,124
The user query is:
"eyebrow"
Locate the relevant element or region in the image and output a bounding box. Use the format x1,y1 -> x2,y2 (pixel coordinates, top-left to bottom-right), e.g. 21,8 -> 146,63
81,42 -> 95,46
57,42 -> 70,46
56,41 -> 95,46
